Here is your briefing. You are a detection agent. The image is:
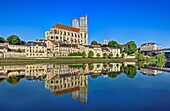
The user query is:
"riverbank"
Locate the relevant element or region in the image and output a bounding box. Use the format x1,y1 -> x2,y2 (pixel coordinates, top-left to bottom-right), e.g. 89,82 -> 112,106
0,58 -> 138,65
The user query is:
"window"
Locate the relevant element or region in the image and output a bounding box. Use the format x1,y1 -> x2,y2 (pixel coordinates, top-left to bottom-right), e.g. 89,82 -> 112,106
56,36 -> 59,39
51,36 -> 54,39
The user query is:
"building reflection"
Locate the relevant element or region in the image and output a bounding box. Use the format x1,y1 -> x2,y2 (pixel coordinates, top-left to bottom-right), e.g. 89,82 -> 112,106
0,62 -> 137,103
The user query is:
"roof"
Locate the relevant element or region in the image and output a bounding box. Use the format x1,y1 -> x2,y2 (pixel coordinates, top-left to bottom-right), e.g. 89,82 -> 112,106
102,47 -> 110,51
53,23 -> 80,32
67,44 -> 79,48
60,43 -> 68,47
53,87 -> 80,96
92,45 -> 101,48
26,42 -> 47,47
141,42 -> 156,46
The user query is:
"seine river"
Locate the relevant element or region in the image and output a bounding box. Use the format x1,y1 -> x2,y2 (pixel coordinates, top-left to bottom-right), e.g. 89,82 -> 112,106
0,62 -> 170,111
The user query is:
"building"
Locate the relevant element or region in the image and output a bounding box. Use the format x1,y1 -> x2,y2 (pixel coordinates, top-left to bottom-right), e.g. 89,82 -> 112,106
140,42 -> 162,52
26,42 -> 47,57
45,15 -> 88,45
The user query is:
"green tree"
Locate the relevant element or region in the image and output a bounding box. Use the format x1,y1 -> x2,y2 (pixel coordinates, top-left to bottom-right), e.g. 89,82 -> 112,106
124,65 -> 137,79
108,40 -> 121,48
124,41 -> 137,55
108,53 -> 113,59
108,72 -> 121,78
91,40 -> 99,45
0,78 -> 5,83
136,53 -> 145,61
88,63 -> 94,71
91,74 -> 100,79
82,51 -> 86,58
0,36 -> 5,43
121,53 -> 125,58
6,76 -> 22,85
6,34 -> 22,45
103,53 -> 107,58
97,53 -> 100,58
116,53 -> 119,58
88,51 -> 94,58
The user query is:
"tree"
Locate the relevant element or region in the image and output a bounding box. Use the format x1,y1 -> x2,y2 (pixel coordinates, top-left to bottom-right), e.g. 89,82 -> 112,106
108,40 -> 121,48
108,53 -> 113,59
6,34 -> 21,45
108,72 -> 121,78
124,41 -> 137,55
88,51 -> 94,58
91,74 -> 100,79
0,37 -> 5,43
88,63 -> 94,71
97,53 -> 100,58
91,40 -> 99,45
0,78 -> 5,83
124,65 -> 137,79
121,53 -> 125,58
103,53 -> 107,58
116,53 -> 119,58
82,51 -> 86,58
6,76 -> 22,85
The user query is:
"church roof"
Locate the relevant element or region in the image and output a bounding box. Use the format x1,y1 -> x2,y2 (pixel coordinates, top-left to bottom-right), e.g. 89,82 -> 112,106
53,23 -> 80,32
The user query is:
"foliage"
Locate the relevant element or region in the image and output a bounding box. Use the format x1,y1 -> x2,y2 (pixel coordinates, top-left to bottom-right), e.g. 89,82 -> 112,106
0,78 -> 5,83
103,53 -> 107,58
124,65 -> 137,78
121,53 -> 125,58
156,53 -> 166,67
82,51 -> 86,58
108,72 -> 121,78
108,40 -> 121,48
108,53 -> 113,59
124,41 -> 137,55
116,53 -> 119,58
88,63 -> 94,71
91,40 -> 99,45
91,74 -> 100,79
0,36 -> 5,43
68,51 -> 82,56
88,51 -> 94,58
6,35 -> 22,45
97,53 -> 100,58
136,53 -> 145,61
6,76 -> 22,85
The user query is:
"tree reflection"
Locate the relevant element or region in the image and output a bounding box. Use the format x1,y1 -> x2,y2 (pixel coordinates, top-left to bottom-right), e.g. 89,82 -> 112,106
124,65 -> 137,78
6,76 -> 22,85
108,72 -> 121,78
91,74 -> 101,79
0,78 -> 5,83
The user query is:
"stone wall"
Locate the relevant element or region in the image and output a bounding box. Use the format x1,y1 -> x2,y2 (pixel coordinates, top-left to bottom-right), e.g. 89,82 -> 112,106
4,52 -> 26,58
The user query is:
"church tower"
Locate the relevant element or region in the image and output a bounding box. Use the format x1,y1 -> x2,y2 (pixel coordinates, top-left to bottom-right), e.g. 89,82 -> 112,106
72,18 -> 79,28
104,39 -> 108,45
80,15 -> 88,45
80,15 -> 88,32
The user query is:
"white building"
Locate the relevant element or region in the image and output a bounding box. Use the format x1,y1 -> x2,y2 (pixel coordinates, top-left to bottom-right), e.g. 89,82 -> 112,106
45,15 -> 88,45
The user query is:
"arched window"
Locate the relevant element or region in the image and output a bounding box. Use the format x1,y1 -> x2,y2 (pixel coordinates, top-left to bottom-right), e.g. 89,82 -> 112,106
71,33 -> 74,37
51,36 -> 54,39
56,36 -> 59,39
75,34 -> 77,37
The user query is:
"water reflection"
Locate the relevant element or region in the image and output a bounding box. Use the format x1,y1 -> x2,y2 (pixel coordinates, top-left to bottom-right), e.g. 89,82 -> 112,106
1,62 -> 170,104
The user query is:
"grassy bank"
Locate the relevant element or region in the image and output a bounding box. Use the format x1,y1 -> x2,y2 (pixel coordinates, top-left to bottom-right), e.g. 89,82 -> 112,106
0,58 -> 138,65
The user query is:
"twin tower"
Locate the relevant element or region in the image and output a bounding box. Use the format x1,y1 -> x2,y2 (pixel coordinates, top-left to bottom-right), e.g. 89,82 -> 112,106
72,15 -> 88,32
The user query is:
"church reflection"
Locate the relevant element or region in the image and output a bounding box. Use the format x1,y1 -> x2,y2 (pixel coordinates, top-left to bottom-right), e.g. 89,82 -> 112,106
2,62 -> 164,103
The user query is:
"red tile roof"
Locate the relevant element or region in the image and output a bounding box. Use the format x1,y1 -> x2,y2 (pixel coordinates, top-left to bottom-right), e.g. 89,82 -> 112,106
53,87 -> 80,96
53,24 -> 80,32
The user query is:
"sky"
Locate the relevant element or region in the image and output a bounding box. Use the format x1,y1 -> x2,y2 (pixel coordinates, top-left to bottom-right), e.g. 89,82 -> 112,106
0,0 -> 170,47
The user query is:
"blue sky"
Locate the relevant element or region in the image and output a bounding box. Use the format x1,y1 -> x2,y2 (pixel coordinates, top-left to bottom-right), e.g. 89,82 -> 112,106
0,0 -> 170,47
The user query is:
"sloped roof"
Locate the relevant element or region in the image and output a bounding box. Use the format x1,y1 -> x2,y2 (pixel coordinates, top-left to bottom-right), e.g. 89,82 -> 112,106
53,23 -> 80,32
